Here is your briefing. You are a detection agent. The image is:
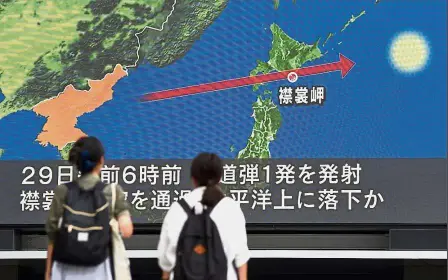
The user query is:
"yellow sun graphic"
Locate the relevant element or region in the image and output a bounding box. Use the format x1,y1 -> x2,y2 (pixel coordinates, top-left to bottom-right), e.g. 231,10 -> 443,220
389,31 -> 430,74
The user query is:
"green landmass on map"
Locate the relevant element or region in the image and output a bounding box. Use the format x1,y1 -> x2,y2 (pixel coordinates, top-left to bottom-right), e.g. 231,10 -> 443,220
341,10 -> 366,32
263,89 -> 272,96
230,145 -> 235,153
237,96 -> 281,159
0,0 -> 228,120
323,32 -> 334,46
138,0 -> 228,68
250,23 -> 321,91
60,142 -> 74,161
0,149 -> 3,158
238,23 -> 322,159
273,0 -> 297,10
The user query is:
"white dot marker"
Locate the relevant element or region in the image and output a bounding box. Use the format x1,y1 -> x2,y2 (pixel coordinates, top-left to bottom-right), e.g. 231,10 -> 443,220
287,72 -> 298,83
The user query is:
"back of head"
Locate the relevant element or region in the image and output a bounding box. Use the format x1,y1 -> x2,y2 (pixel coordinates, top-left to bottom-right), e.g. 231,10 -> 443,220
68,136 -> 105,175
190,152 -> 225,208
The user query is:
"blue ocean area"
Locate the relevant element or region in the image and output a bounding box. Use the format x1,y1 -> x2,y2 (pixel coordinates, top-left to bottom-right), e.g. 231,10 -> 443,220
0,0 -> 446,160
0,110 -> 59,159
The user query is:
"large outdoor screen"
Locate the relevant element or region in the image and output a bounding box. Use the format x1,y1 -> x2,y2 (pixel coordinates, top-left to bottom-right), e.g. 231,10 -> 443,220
0,0 -> 446,225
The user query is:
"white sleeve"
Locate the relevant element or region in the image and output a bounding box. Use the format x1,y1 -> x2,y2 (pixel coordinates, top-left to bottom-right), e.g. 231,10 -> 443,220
157,206 -> 177,272
233,203 -> 250,267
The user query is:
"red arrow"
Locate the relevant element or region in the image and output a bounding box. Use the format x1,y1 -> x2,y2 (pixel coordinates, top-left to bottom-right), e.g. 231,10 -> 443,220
140,53 -> 355,102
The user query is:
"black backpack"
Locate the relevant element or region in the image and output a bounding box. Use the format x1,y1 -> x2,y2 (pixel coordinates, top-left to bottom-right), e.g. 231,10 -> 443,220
53,181 -> 111,266
174,198 -> 230,280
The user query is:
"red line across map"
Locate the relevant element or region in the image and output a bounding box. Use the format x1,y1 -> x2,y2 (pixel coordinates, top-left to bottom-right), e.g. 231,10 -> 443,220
140,53 -> 355,102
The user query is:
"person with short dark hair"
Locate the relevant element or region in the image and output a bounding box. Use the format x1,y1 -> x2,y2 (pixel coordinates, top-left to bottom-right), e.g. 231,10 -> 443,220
45,136 -> 133,280
157,152 -> 250,280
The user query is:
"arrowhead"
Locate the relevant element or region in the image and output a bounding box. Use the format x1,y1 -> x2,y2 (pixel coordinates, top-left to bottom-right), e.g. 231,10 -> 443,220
338,53 -> 356,78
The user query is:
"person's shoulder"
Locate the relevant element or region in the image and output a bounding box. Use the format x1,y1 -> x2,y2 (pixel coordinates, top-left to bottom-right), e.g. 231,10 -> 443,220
102,182 -> 113,192
102,182 -> 123,194
222,196 -> 240,206
213,197 -> 246,225
54,183 -> 68,194
162,200 -> 186,227
217,196 -> 243,213
166,200 -> 184,217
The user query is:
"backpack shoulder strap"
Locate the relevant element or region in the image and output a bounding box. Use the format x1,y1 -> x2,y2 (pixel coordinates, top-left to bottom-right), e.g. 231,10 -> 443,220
92,180 -> 107,189
63,181 -> 79,202
64,181 -> 78,190
110,183 -> 117,213
178,198 -> 193,216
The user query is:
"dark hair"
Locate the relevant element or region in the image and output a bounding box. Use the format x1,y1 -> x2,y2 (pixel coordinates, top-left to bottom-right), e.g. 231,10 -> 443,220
190,152 -> 225,207
68,136 -> 105,175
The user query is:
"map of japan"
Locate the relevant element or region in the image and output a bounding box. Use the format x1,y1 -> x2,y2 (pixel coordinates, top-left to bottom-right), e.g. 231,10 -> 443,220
0,0 -> 445,161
